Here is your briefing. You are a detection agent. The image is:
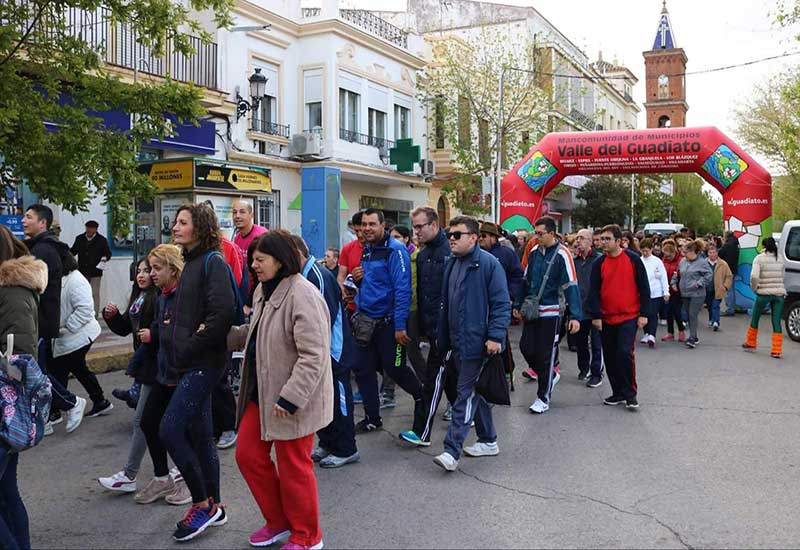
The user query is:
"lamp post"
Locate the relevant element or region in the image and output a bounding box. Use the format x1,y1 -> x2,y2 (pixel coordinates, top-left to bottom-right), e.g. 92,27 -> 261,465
236,68 -> 268,122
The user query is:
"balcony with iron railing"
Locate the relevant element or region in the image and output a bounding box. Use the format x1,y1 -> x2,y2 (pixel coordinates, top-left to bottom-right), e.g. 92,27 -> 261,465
251,119 -> 291,139
300,6 -> 408,49
10,2 -> 218,89
339,128 -> 395,151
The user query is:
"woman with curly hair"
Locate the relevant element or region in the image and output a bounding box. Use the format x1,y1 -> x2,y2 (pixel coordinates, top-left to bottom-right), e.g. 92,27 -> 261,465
160,204 -> 236,542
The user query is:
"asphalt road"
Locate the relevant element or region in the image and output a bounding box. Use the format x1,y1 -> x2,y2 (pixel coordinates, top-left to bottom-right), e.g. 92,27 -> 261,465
20,314 -> 800,549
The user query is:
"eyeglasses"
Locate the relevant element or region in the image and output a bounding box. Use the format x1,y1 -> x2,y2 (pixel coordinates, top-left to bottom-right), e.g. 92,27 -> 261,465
599,236 -> 616,241
412,222 -> 432,231
534,230 -> 552,237
447,230 -> 474,241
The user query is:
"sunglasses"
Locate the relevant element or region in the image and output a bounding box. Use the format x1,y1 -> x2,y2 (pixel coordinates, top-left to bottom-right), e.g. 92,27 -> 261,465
447,230 -> 474,241
412,222 -> 432,231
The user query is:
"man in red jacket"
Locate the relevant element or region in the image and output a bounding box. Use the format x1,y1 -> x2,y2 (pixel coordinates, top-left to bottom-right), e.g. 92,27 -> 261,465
588,224 -> 650,410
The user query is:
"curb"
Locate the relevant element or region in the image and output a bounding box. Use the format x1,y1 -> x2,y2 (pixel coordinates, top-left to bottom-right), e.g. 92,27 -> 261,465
87,346 -> 132,375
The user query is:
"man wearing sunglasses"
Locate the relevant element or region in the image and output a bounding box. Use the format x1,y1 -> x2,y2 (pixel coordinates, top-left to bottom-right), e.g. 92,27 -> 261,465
432,216 -> 510,472
518,216 -> 582,415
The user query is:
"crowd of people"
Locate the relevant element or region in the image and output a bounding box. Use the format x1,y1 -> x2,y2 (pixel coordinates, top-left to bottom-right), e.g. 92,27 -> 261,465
0,200 -> 788,550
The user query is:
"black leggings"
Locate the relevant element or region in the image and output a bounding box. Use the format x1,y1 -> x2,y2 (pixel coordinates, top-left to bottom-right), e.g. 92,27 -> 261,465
49,342 -> 105,404
140,383 -> 174,478
667,294 -> 685,334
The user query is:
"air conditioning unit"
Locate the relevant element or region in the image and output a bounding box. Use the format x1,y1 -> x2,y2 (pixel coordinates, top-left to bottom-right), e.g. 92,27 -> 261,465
420,159 -> 435,177
289,132 -> 323,159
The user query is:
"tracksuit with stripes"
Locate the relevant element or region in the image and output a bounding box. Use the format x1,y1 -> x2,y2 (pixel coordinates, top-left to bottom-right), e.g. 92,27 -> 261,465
519,242 -> 583,404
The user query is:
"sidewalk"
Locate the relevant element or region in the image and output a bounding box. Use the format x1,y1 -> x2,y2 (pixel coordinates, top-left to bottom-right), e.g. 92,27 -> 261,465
87,325 -> 132,374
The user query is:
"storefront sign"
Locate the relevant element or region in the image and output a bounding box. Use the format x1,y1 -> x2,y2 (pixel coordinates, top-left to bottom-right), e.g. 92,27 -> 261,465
141,160 -> 194,190
0,215 -> 24,239
195,164 -> 272,192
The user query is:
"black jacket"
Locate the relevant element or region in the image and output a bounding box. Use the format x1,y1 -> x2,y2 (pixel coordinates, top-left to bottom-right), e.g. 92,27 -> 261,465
71,233 -> 112,278
172,245 -> 235,374
719,235 -> 740,276
574,249 -> 600,321
487,242 -> 525,304
105,286 -> 158,384
24,231 -> 69,340
416,230 -> 451,339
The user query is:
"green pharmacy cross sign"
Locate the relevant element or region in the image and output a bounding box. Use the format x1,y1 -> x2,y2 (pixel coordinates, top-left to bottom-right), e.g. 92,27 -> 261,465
389,139 -> 420,172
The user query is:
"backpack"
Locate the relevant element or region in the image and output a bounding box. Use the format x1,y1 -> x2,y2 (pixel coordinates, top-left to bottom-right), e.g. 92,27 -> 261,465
203,251 -> 245,325
0,335 -> 52,452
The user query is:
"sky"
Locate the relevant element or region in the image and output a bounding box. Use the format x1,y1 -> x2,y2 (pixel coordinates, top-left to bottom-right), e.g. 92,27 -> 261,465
347,0 -> 798,175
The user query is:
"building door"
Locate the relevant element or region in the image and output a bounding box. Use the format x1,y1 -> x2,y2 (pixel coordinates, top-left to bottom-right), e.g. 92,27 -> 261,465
437,196 -> 448,226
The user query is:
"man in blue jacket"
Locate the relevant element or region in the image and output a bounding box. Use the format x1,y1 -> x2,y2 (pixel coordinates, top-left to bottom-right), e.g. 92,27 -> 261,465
433,216 -> 510,472
574,228 -> 604,388
518,216 -> 582,415
353,209 -> 426,436
399,206 -> 456,447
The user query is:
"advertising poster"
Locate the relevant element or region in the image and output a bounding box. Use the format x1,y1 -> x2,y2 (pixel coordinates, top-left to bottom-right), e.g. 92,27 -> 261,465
196,194 -> 244,241
159,195 -> 191,244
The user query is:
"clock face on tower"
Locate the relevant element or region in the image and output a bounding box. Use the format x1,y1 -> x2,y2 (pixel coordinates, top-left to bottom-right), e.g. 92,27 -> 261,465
658,74 -> 670,99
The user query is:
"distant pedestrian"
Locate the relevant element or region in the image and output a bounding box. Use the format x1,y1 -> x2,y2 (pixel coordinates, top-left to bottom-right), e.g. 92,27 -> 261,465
661,240 -> 686,343
232,200 -> 267,300
719,232 -> 740,315
671,240 -> 712,349
70,220 -> 112,318
705,245 -> 732,332
573,229 -> 604,387
742,237 -> 786,358
323,247 -> 339,275
589,224 -> 650,410
639,238 -> 669,347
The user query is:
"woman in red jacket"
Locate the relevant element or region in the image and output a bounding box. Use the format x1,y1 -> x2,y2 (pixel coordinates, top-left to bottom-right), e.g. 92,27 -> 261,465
660,240 -> 686,342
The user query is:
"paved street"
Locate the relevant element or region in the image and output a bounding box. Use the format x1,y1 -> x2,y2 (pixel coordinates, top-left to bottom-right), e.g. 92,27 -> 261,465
23,314 -> 800,549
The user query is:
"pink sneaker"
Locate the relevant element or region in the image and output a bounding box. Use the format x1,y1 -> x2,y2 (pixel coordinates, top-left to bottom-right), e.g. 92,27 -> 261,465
678,331 -> 687,343
281,541 -> 324,550
521,368 -> 538,381
249,525 -> 290,547
661,334 -> 674,342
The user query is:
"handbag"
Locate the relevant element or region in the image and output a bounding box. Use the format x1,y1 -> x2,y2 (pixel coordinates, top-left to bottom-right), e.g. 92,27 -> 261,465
520,249 -> 558,322
350,301 -> 393,348
476,353 -> 510,406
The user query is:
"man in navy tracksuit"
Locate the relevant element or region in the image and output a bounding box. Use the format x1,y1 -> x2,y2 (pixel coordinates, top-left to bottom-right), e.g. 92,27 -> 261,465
589,224 -> 650,410
574,228 -> 604,388
292,236 -> 359,468
517,216 -> 582,415
353,208 -> 425,435
432,216 -> 510,472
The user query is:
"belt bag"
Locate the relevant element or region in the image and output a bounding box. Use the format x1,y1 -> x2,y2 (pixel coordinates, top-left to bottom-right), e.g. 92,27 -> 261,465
520,250 -> 558,323
351,312 -> 381,347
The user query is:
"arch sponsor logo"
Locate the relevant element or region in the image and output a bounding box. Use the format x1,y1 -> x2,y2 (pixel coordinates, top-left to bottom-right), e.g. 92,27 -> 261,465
517,151 -> 558,192
702,144 -> 748,188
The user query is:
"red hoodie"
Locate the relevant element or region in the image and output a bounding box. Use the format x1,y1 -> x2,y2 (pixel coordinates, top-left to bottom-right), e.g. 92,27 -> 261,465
662,253 -> 683,297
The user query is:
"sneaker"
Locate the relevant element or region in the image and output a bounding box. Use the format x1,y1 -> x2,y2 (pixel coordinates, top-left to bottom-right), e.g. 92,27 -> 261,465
521,368 -> 538,381
552,371 -> 561,388
216,431 -> 237,449
399,430 -> 431,447
65,396 -> 87,433
210,500 -> 227,526
678,331 -> 687,343
433,452 -> 458,472
281,542 -> 324,550
352,391 -> 363,404
85,399 -> 114,418
49,410 -> 63,424
319,452 -> 360,468
626,397 -> 640,410
659,319 -> 667,326
639,335 -> 649,344
708,320 -> 714,328
354,419 -> 382,433
529,399 -> 549,414
249,525 -> 290,547
603,395 -> 627,406
577,369 -> 589,381
648,335 -> 656,348
463,441 -> 499,457
98,471 -> 137,493
165,478 -> 193,506
712,322 -> 720,332
134,476 -> 175,504
442,405 -> 452,422
311,447 -> 331,463
742,342 -> 756,351
379,395 -> 396,409
44,421 -> 54,436
685,338 -> 697,349
586,375 -> 603,388
172,503 -> 222,542
112,388 -> 137,409
661,334 -> 675,342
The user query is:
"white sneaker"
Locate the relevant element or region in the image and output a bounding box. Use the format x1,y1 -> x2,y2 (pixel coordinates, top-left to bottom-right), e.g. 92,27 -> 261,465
433,452 -> 458,472
659,319 -> 667,326
552,372 -> 561,388
216,430 -> 237,449
463,442 -> 499,457
44,421 -> 54,436
65,396 -> 87,433
639,336 -> 649,344
98,471 -> 137,493
529,398 -> 550,414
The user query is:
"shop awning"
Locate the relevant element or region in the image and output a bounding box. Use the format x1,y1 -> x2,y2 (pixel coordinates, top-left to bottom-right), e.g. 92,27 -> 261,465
288,192 -> 349,211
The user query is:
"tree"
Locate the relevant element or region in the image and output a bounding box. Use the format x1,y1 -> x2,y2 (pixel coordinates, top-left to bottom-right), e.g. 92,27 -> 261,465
670,174 -> 722,235
572,175 -> 630,228
418,27 -> 550,215
0,0 -> 233,233
636,176 -> 673,226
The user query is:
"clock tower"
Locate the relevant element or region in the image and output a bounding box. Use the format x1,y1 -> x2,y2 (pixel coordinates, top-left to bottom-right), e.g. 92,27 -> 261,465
643,1 -> 688,128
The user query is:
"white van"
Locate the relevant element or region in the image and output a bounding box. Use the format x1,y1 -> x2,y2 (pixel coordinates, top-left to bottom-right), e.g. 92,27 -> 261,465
780,221 -> 800,341
643,223 -> 685,236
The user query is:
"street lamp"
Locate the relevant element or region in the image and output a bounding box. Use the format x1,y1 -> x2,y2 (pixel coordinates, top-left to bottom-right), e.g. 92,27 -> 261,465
236,68 -> 268,121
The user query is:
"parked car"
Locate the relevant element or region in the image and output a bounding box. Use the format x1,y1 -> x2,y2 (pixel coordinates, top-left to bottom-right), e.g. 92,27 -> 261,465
643,222 -> 685,237
780,221 -> 800,341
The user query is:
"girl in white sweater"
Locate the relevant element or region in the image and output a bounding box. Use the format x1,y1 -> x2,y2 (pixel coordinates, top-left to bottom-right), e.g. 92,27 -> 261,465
742,237 -> 786,358
640,239 -> 670,347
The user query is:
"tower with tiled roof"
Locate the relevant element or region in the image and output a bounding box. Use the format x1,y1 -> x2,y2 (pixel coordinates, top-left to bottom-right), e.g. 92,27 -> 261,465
643,1 -> 688,128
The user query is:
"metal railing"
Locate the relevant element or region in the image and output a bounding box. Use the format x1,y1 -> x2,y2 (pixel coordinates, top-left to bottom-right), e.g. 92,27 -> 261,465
569,109 -> 595,131
251,119 -> 291,139
303,127 -> 324,135
339,9 -> 408,49
9,2 -> 218,89
339,128 -> 395,150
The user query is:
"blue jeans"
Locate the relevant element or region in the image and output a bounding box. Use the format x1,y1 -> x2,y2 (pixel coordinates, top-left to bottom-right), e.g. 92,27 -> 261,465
706,291 -> 721,325
160,369 -> 221,504
724,284 -> 736,314
443,353 -> 496,460
0,446 -> 29,550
